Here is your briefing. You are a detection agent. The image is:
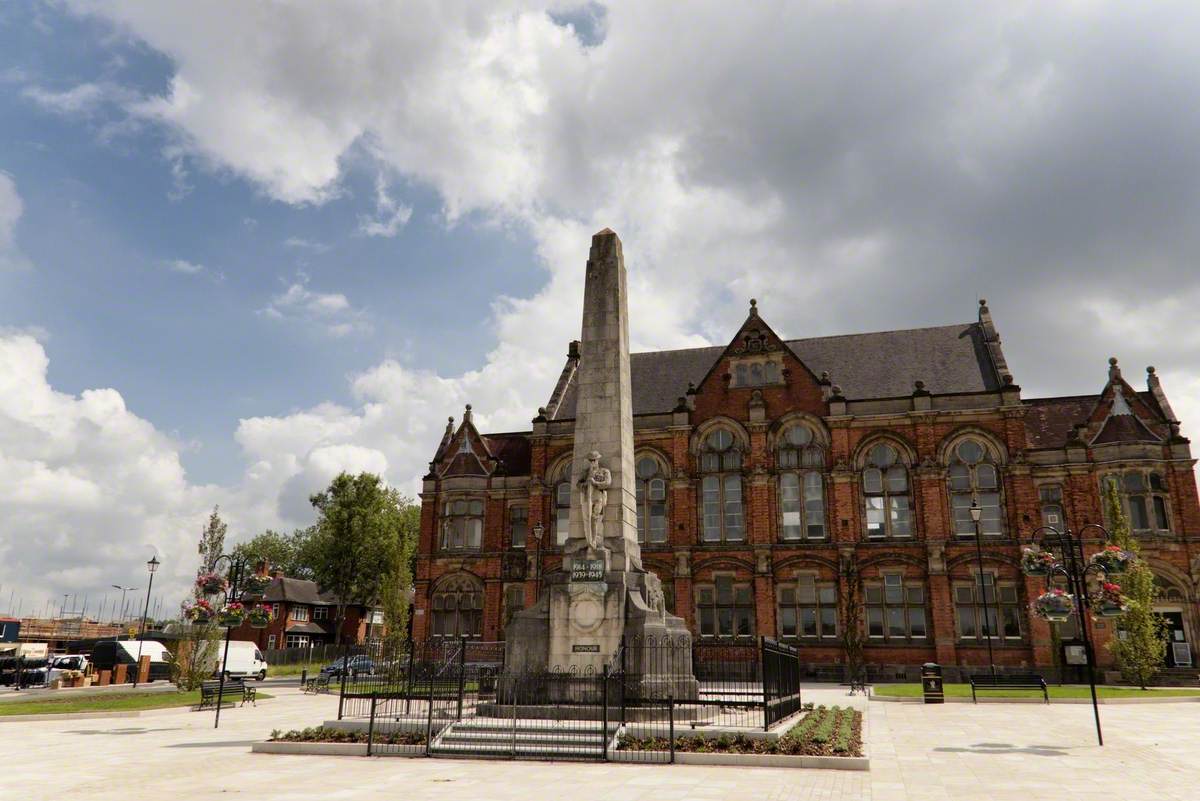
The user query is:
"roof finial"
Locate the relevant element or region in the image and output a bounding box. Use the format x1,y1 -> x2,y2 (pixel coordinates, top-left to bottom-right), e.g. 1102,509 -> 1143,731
1108,356 -> 1121,383
749,298 -> 758,317
463,403 -> 473,424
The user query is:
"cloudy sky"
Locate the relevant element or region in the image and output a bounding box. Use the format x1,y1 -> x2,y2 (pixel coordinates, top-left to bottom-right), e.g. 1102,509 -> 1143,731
1,1 -> 1198,618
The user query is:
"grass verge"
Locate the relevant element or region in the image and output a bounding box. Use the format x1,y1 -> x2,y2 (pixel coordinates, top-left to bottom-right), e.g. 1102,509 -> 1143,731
0,689 -> 273,716
871,683 -> 1200,699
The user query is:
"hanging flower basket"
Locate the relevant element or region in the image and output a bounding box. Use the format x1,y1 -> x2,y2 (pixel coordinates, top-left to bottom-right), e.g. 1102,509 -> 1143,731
1089,545 -> 1133,575
1091,581 -> 1127,617
217,601 -> 246,627
1020,546 -> 1057,577
196,571 -> 229,596
1033,589 -> 1075,623
243,573 -> 272,595
247,605 -> 273,629
183,599 -> 214,625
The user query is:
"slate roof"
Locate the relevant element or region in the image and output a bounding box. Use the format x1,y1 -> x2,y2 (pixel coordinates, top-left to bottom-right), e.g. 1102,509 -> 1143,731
483,433 -> 532,475
549,322 -> 1000,419
1093,413 -> 1161,445
262,577 -> 338,606
285,621 -> 332,635
1022,396 -> 1095,448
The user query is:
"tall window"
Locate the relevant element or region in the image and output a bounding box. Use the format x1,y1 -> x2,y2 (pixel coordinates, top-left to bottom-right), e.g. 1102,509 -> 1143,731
509,505 -> 528,549
862,443 -> 911,539
430,575 -> 483,639
865,573 -> 926,641
949,439 -> 1003,537
553,471 -> 571,546
699,429 -> 744,542
954,574 -> 1022,642
778,426 -> 825,540
635,456 -> 669,544
441,498 -> 484,550
777,575 -> 837,639
696,576 -> 755,638
1105,471 -> 1170,533
1039,485 -> 1065,531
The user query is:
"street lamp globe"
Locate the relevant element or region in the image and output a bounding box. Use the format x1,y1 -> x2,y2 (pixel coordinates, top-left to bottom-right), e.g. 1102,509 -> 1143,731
969,497 -> 983,523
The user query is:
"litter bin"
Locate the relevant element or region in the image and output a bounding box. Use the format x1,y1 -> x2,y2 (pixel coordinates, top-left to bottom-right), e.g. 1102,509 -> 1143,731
921,662 -> 944,704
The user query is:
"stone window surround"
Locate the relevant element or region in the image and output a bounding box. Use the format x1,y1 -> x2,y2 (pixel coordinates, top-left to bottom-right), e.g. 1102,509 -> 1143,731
864,569 -> 928,643
952,569 -> 1025,643
1102,469 -> 1172,534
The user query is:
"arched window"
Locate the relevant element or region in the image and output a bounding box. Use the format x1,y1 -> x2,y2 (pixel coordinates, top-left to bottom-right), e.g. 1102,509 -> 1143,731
777,425 -> 825,541
553,466 -> 572,546
1104,471 -> 1171,533
441,498 -> 483,551
430,575 -> 483,639
948,438 -> 1002,537
635,456 -> 668,544
862,443 -> 911,539
699,429 -> 744,542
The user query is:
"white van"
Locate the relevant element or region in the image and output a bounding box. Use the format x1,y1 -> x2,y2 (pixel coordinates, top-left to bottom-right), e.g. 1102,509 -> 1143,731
214,640 -> 268,681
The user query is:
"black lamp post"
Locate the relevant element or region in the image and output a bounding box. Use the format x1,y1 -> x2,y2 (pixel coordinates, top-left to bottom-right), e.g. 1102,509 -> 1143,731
1027,523 -> 1112,746
209,554 -> 250,729
132,555 -> 160,688
969,498 -> 999,680
531,521 -> 545,598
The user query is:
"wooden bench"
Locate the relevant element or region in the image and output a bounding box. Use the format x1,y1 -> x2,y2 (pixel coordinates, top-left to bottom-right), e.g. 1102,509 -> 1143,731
199,678 -> 256,709
969,674 -> 1048,703
304,674 -> 331,694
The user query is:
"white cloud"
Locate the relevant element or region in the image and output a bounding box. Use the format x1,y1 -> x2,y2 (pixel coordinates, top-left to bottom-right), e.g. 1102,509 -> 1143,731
260,274 -> 369,337
358,174 -> 412,237
166,258 -> 204,275
0,172 -> 31,271
0,333 -> 223,613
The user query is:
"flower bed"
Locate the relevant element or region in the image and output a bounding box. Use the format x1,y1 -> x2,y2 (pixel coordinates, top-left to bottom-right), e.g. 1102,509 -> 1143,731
619,705 -> 863,758
269,726 -> 427,746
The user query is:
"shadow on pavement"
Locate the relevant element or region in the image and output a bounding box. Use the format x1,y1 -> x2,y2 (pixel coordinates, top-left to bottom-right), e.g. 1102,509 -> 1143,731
933,741 -> 1072,757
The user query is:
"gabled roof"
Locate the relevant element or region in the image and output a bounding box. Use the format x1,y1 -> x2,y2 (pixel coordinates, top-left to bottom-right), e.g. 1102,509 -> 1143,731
262,577 -> 338,606
548,322 -> 1000,419
1093,413 -> 1161,445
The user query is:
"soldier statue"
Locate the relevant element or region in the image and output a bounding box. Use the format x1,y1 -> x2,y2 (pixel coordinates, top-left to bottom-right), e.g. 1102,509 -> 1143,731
578,450 -> 611,549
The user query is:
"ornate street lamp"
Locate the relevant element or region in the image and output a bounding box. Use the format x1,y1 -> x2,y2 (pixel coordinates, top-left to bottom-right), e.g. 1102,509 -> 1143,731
198,554 -> 271,728
969,498 -> 1000,680
532,521 -> 545,598
1023,523 -> 1131,746
132,555 -> 159,688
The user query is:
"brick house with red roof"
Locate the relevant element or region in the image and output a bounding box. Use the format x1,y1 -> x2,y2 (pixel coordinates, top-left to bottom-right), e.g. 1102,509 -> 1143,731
227,575 -> 383,652
414,298 -> 1199,679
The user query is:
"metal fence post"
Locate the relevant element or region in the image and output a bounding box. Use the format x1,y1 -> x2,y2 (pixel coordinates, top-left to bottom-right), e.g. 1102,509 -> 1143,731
620,634 -> 627,726
367,695 -> 377,757
602,664 -> 609,762
455,636 -> 467,721
405,643 -> 416,715
669,695 -> 675,764
761,636 -> 769,731
425,660 -> 436,756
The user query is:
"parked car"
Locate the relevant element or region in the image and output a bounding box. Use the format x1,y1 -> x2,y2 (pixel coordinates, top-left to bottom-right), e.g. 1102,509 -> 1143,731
89,640 -> 172,682
319,655 -> 375,678
212,641 -> 268,681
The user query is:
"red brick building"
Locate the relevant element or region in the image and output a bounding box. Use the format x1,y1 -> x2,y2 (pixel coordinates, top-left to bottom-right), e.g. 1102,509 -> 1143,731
414,299 -> 1199,679
228,575 -> 383,651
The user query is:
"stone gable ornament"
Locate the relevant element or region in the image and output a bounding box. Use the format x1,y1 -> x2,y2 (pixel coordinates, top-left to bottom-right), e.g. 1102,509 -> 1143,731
578,450 -> 611,549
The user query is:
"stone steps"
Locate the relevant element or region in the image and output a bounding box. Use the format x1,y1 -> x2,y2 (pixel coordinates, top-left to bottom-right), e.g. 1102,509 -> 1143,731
428,718 -> 617,761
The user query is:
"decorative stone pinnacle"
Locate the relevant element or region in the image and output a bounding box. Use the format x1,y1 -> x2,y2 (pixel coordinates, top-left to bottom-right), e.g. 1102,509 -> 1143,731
1147,365 -> 1156,374
749,298 -> 758,316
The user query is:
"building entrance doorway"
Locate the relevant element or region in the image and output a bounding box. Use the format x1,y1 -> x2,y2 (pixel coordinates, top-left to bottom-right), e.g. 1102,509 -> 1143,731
1159,611 -> 1192,667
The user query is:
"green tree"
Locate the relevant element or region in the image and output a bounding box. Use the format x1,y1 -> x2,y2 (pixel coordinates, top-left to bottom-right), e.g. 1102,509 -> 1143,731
306,472 -> 408,644
232,527 -> 316,579
195,506 -> 228,600
1103,481 -> 1166,688
168,624 -> 221,691
379,501 -> 420,648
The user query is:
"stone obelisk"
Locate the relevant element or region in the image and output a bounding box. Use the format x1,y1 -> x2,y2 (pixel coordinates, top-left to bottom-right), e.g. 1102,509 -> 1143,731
505,229 -> 695,700
565,228 -> 640,572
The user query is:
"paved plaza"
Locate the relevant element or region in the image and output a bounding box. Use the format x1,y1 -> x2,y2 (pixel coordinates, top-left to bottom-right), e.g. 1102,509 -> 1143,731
1,685 -> 1197,800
